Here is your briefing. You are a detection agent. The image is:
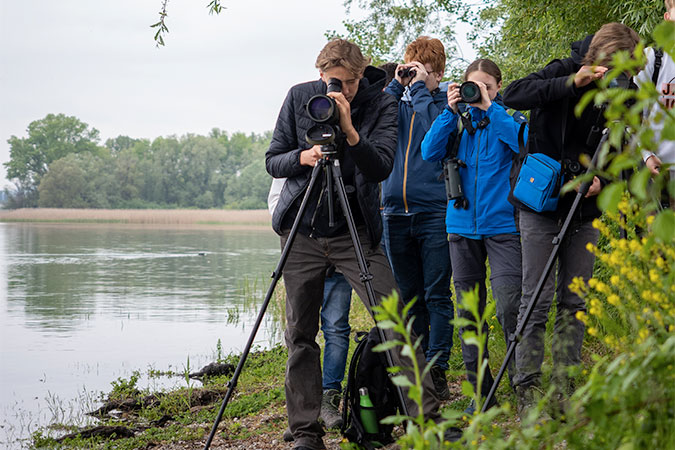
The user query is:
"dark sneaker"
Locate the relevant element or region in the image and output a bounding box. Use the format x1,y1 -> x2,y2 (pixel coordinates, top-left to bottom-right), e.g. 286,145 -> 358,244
320,389 -> 343,429
463,399 -> 476,417
463,397 -> 498,417
443,426 -> 463,443
430,365 -> 451,401
282,427 -> 293,442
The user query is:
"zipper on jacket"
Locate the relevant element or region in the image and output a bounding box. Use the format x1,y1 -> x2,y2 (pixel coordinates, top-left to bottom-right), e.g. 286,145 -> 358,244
402,112 -> 416,213
473,129 -> 481,235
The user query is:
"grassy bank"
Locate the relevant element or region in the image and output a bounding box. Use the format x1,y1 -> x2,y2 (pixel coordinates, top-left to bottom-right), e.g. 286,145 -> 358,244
0,209 -> 271,228
25,285 -> 519,450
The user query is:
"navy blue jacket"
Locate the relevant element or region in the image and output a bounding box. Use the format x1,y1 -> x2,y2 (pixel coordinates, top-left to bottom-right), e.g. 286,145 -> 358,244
381,79 -> 448,214
421,98 -> 527,236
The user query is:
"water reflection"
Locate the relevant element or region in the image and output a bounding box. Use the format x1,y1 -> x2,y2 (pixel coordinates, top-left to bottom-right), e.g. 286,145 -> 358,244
0,223 -> 283,448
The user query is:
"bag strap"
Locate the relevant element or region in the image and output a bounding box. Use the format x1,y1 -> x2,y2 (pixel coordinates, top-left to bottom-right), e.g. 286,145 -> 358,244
442,112 -> 466,161
652,48 -> 663,86
561,96 -> 568,158
517,122 -> 526,154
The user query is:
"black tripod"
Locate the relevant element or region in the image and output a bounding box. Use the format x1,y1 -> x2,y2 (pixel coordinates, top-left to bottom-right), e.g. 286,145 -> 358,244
481,128 -> 608,413
203,147 -> 409,450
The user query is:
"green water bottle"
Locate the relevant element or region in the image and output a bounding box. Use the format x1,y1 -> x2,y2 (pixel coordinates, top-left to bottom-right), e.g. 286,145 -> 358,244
358,387 -> 379,435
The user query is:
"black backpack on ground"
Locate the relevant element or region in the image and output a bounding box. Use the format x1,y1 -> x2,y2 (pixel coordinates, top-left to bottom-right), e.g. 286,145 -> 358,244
341,327 -> 402,449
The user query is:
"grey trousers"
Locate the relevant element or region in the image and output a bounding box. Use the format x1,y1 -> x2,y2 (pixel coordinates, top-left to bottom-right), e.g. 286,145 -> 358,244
448,234 -> 522,398
514,210 -> 599,389
281,228 -> 441,450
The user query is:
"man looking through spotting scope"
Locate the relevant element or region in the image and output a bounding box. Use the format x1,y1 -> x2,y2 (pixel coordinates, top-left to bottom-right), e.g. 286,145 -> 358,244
265,39 -> 448,450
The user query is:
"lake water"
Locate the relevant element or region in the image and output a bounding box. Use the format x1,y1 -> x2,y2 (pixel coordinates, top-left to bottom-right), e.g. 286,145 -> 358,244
0,223 -> 283,448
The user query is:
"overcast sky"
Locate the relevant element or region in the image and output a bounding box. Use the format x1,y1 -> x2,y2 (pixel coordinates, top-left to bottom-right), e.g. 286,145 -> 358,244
0,1 -> 474,189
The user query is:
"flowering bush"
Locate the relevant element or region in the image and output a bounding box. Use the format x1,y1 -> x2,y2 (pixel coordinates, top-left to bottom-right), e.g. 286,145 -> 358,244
570,203 -> 674,352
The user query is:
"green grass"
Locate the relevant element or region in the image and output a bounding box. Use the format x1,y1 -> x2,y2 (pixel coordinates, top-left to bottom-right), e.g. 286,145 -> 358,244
28,268 -> 616,449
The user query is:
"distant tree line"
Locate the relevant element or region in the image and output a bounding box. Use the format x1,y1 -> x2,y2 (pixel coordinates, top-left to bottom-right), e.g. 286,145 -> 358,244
3,113 -> 272,209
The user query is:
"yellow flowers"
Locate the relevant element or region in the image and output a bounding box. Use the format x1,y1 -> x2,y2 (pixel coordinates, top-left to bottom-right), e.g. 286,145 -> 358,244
569,276 -> 587,294
607,294 -> 620,306
648,269 -> 660,284
568,204 -> 674,353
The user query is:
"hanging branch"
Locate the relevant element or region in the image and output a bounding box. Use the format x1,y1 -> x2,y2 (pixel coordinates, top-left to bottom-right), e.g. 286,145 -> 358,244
150,0 -> 170,47
151,1 -> 226,47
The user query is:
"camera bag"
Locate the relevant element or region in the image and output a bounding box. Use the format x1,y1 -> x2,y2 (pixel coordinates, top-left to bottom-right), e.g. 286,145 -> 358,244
510,97 -> 566,213
341,327 -> 400,449
513,153 -> 563,212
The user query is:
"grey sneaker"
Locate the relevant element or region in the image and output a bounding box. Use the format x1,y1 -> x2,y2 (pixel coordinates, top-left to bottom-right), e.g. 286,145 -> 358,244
319,389 -> 343,429
430,365 -> 451,401
516,385 -> 551,422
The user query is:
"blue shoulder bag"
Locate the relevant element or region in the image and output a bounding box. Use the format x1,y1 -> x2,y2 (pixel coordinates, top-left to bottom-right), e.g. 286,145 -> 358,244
513,153 -> 562,212
512,100 -> 566,212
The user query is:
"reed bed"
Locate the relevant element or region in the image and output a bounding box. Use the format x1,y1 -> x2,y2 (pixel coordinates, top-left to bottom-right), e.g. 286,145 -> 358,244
0,208 -> 272,227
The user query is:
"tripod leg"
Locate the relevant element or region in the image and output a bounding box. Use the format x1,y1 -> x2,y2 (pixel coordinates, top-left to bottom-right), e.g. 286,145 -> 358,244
203,162 -> 324,450
327,160 -> 411,417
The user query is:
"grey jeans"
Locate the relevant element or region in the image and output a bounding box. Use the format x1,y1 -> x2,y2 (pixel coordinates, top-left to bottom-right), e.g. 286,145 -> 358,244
514,210 -> 599,389
448,233 -> 522,398
281,228 -> 441,450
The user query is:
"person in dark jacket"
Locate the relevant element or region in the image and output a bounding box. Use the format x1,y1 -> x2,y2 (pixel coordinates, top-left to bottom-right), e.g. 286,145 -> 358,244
502,23 -> 640,419
380,36 -> 454,400
265,39 -> 448,450
421,58 -> 527,414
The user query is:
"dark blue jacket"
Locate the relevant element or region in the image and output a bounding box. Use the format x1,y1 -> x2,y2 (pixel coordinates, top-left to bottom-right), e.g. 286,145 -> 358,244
421,98 -> 527,236
381,80 -> 448,214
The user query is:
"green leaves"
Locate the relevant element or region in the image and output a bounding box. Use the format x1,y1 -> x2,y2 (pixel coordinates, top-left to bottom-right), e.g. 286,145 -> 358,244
151,0 -> 170,47
652,210 -> 675,242
597,182 -> 626,213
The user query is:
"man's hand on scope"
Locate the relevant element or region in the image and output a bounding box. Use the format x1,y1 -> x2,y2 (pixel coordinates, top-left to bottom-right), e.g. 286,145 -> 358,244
327,91 -> 360,146
646,154 -> 662,176
574,65 -> 608,88
300,145 -> 323,166
575,175 -> 602,198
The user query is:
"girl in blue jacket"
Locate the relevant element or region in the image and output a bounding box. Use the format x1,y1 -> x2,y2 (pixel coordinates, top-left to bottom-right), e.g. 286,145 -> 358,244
421,58 -> 526,411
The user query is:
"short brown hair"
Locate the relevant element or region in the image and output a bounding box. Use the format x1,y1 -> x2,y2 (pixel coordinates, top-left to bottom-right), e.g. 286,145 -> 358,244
582,23 -> 640,66
315,39 -> 371,76
404,36 -> 446,75
464,58 -> 502,84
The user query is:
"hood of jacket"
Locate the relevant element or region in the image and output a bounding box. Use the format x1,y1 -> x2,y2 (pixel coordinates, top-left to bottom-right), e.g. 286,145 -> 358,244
570,34 -> 594,64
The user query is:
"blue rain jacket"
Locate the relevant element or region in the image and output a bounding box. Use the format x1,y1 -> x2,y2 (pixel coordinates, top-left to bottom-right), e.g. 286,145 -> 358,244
421,99 -> 527,236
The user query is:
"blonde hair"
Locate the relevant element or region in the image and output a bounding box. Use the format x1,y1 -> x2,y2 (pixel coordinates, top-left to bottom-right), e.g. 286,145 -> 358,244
315,39 -> 370,77
582,23 -> 640,66
404,36 -> 446,75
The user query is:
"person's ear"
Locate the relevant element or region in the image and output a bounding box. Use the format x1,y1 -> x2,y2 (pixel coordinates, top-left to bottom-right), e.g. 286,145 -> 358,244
435,72 -> 443,83
497,80 -> 503,91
